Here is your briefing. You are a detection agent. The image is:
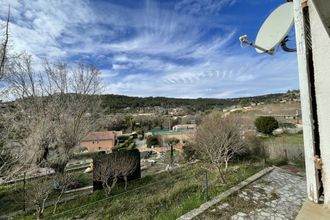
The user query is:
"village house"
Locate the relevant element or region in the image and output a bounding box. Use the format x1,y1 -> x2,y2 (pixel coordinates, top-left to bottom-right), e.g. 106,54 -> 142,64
80,131 -> 119,152
172,124 -> 196,132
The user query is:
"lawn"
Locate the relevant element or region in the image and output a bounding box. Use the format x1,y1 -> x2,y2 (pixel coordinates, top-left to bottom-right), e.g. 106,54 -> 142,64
261,133 -> 303,146
15,162 -> 264,220
260,133 -> 304,163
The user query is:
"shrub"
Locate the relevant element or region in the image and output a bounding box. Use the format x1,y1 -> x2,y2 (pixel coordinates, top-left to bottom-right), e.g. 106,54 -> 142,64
166,138 -> 180,145
182,143 -> 196,161
265,157 -> 288,166
117,135 -> 130,143
239,99 -> 250,106
245,136 -> 266,157
127,142 -> 136,150
254,116 -> 279,135
146,135 -> 159,148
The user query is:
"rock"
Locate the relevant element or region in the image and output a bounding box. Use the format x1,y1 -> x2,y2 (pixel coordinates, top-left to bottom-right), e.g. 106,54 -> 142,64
217,203 -> 229,210
236,212 -> 247,217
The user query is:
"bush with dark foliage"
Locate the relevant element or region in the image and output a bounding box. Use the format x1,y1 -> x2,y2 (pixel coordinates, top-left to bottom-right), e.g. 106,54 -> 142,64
254,116 -> 279,135
182,143 -> 196,161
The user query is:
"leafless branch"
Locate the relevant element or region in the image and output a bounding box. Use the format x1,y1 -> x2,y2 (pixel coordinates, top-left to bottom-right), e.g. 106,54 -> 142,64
0,6 -> 10,79
195,112 -> 246,183
94,151 -> 138,195
26,174 -> 54,220
1,54 -> 103,178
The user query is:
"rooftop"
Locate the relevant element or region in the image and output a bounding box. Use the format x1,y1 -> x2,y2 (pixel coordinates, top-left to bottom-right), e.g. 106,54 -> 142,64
82,131 -> 116,142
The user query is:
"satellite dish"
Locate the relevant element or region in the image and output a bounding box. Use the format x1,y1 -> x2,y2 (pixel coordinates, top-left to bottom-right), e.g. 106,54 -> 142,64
255,2 -> 294,53
239,2 -> 296,55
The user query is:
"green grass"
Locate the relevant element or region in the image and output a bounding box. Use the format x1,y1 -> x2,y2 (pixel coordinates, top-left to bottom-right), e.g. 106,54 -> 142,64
0,171 -> 93,216
15,162 -> 263,220
0,183 -> 25,214
265,157 -> 288,167
261,133 -> 304,163
261,133 -> 303,145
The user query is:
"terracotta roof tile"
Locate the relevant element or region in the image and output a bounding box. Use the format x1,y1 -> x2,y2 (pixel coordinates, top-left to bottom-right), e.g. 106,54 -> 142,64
82,131 -> 116,141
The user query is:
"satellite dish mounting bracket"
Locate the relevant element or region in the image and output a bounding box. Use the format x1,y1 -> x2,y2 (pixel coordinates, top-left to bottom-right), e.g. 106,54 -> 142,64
280,36 -> 297,52
239,35 -> 275,55
239,2 -> 294,55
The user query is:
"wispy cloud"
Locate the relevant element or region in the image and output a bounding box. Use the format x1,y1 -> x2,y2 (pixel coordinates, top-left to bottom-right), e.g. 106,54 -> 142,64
0,0 -> 299,98
174,0 -> 237,16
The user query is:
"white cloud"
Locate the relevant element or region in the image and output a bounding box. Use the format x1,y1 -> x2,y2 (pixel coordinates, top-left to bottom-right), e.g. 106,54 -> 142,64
175,0 -> 237,15
0,0 -> 299,98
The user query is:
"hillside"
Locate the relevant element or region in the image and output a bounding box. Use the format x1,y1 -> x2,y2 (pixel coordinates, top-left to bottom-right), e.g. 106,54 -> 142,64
100,90 -> 299,113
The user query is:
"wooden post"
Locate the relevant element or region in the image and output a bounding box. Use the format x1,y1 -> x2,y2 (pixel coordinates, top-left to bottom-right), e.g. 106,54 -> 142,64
170,144 -> 174,167
205,170 -> 209,202
23,172 -> 26,212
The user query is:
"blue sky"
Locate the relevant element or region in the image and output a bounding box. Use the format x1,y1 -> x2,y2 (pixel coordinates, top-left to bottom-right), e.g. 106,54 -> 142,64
0,0 -> 299,98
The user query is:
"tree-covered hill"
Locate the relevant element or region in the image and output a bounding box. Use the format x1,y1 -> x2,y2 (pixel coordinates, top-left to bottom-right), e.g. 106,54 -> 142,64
100,90 -> 299,113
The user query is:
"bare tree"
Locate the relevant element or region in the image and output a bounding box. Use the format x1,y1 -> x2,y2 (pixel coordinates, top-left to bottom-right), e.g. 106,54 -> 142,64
94,151 -> 139,195
119,152 -> 139,190
26,174 -> 54,220
0,7 -> 10,79
0,8 -> 16,180
195,112 -> 245,183
52,172 -> 76,214
94,156 -> 114,195
2,53 -> 103,177
0,103 -> 29,181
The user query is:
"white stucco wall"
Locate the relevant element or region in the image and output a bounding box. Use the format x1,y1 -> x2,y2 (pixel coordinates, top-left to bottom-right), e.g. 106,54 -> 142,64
294,0 -> 330,205
293,0 -> 319,203
309,0 -> 330,206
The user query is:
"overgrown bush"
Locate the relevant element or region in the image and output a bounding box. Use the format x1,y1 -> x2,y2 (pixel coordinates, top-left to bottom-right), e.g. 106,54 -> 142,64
245,135 -> 266,161
254,116 -> 279,135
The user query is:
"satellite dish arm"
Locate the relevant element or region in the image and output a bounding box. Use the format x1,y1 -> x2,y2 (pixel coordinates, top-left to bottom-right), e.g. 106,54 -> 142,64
280,36 -> 296,52
239,35 -> 275,55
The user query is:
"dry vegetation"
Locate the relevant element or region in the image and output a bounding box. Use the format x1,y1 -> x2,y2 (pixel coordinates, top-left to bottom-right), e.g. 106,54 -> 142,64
195,112 -> 246,183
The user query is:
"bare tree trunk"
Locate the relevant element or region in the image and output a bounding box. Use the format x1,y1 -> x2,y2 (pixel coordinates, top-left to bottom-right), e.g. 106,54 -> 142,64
35,204 -> 41,220
40,194 -> 48,218
0,7 -> 10,78
102,182 -> 108,194
124,176 -> 128,190
217,167 -> 226,184
225,160 -> 228,172
110,176 -> 118,193
53,189 -> 64,214
105,176 -> 118,195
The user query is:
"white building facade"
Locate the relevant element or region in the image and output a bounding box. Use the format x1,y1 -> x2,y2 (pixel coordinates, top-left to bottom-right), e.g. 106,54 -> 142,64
293,0 -> 330,206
